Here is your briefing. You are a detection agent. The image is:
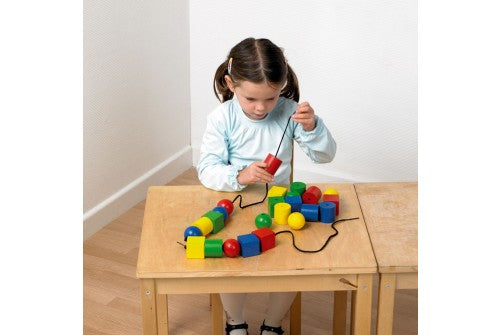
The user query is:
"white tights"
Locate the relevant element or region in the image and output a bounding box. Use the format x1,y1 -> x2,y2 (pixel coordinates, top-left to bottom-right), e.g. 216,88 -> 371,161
220,292 -> 297,334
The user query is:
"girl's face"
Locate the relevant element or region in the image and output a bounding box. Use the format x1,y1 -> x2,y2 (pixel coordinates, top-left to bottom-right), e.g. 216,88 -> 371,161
225,76 -> 281,120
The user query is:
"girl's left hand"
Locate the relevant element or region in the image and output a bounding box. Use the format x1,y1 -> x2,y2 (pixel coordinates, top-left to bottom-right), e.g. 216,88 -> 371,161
292,101 -> 316,131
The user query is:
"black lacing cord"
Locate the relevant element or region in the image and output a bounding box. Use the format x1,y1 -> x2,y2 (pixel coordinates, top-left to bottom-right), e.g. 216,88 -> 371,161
275,114 -> 294,157
275,217 -> 359,253
232,183 -> 269,208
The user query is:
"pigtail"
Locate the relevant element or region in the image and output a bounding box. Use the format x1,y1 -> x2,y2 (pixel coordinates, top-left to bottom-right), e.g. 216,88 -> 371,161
213,60 -> 234,103
280,63 -> 300,102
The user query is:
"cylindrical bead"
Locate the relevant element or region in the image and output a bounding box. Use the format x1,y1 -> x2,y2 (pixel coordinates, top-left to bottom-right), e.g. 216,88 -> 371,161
301,204 -> 319,221
274,202 -> 291,225
192,216 -> 214,236
302,186 -> 322,204
264,153 -> 282,175
204,239 -> 223,257
290,182 -> 306,195
319,202 -> 336,223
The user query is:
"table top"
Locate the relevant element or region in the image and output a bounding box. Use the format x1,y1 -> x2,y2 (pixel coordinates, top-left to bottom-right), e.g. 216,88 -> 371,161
136,183 -> 377,279
354,182 -> 417,274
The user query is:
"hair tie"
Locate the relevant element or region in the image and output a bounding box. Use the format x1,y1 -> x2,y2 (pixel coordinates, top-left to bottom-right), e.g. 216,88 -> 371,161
228,57 -> 233,75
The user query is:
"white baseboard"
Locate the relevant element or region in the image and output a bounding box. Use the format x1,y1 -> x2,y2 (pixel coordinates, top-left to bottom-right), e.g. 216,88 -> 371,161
293,166 -> 366,183
83,146 -> 193,240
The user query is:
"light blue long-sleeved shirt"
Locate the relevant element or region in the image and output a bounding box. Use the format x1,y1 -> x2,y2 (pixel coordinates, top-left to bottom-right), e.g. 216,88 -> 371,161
197,96 -> 336,191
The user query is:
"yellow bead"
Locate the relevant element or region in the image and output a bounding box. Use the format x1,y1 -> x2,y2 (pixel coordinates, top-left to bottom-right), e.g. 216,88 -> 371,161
186,236 -> 205,259
192,216 -> 213,236
324,188 -> 339,195
268,185 -> 288,198
288,212 -> 306,230
274,202 -> 291,225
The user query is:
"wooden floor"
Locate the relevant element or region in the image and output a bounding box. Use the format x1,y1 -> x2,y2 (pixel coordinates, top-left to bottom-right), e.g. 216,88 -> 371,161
83,167 -> 417,334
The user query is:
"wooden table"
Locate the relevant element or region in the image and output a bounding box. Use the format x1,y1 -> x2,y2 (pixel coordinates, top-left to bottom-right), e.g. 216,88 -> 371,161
354,182 -> 418,335
136,183 -> 377,334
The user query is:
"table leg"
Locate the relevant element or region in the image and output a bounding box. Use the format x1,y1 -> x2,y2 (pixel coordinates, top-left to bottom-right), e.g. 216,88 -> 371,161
156,294 -> 168,335
140,279 -> 158,335
211,293 -> 223,335
376,273 -> 396,335
350,274 -> 373,335
333,291 -> 347,334
289,292 -> 301,335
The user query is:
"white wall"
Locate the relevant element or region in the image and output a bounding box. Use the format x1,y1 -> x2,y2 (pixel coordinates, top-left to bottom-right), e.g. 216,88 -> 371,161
83,0 -> 191,239
190,0 -> 417,182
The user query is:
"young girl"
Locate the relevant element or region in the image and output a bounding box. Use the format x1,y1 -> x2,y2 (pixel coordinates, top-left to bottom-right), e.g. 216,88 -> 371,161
197,37 -> 336,335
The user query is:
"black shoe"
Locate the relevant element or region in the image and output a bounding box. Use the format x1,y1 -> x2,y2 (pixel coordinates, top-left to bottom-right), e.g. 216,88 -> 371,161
260,321 -> 284,335
225,321 -> 249,335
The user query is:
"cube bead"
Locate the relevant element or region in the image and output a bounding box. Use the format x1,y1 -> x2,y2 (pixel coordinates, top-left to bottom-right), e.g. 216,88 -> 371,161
285,195 -> 302,212
237,233 -> 261,258
212,206 -> 228,221
252,227 -> 276,252
323,194 -> 340,216
186,236 -> 205,259
203,211 -> 225,234
268,185 -> 288,198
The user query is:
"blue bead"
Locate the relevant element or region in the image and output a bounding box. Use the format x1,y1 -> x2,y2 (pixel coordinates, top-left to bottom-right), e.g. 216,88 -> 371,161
184,226 -> 203,241
237,233 -> 261,257
301,204 -> 319,221
319,202 -> 336,223
213,206 -> 228,221
285,195 -> 302,212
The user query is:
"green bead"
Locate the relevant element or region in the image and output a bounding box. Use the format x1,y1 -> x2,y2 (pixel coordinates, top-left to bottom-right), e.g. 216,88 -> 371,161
204,239 -> 223,257
203,211 -> 224,234
268,196 -> 285,218
255,213 -> 272,228
286,191 -> 300,197
290,182 -> 306,195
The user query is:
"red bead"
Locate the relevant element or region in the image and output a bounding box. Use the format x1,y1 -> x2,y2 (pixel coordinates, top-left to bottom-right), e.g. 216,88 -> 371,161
252,227 -> 276,252
302,186 -> 322,204
263,153 -> 282,175
223,238 -> 240,257
217,199 -> 234,215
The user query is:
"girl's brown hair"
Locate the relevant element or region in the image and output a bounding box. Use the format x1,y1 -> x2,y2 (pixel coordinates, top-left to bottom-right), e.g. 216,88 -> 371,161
213,37 -> 300,103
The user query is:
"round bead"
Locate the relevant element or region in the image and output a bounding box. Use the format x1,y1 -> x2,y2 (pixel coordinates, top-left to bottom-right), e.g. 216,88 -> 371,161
324,188 -> 339,195
274,202 -> 291,225
183,226 -> 203,241
192,216 -> 214,236
213,206 -> 228,221
217,199 -> 234,215
223,238 -> 241,257
255,213 -> 272,228
288,212 -> 306,230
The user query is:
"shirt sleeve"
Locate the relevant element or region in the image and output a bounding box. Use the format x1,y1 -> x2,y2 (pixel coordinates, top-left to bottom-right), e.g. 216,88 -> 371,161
292,115 -> 337,163
197,111 -> 247,192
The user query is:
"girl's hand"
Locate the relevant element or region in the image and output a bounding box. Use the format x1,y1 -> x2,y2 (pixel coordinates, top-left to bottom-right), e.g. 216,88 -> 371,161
292,101 -> 316,131
237,162 -> 274,185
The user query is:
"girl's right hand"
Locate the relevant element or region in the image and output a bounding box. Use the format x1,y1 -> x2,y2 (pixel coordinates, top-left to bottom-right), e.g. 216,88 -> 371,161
237,162 -> 274,185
